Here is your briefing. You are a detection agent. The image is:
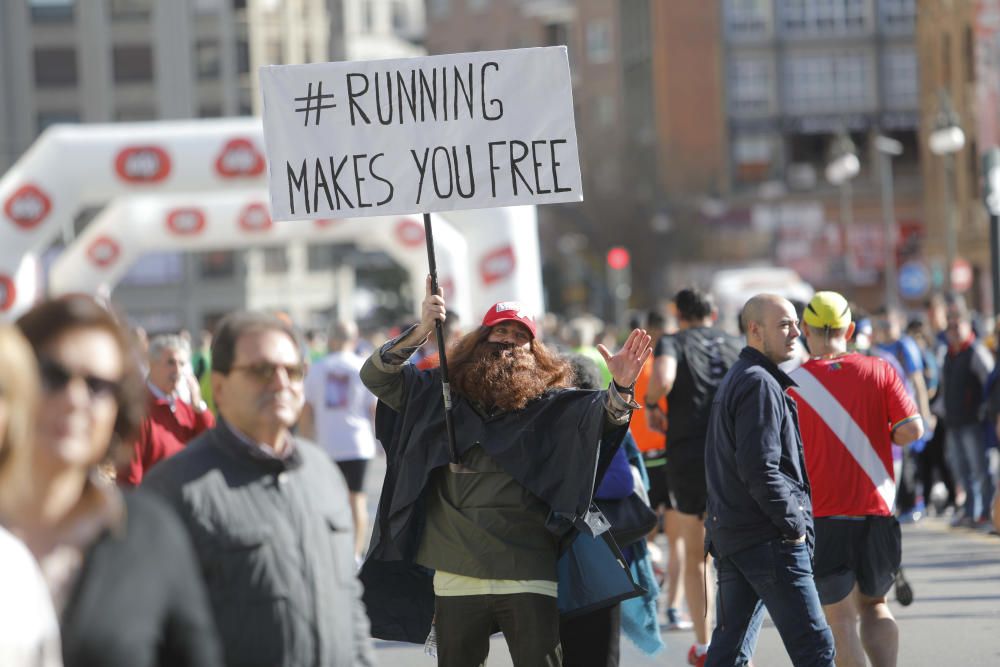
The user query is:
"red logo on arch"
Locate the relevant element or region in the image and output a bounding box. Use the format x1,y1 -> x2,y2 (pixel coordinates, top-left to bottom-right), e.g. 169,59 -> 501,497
166,208 -> 206,236
313,218 -> 342,228
238,203 -> 272,232
215,138 -> 265,178
395,219 -> 425,247
114,145 -> 171,183
87,236 -> 121,268
4,184 -> 52,229
0,274 -> 16,311
480,245 -> 516,285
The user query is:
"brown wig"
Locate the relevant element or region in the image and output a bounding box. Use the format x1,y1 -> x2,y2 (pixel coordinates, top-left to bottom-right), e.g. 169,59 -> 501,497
448,326 -> 571,412
16,295 -> 146,457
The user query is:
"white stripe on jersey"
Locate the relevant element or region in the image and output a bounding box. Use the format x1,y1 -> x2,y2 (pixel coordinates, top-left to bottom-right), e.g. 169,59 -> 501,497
791,366 -> 896,513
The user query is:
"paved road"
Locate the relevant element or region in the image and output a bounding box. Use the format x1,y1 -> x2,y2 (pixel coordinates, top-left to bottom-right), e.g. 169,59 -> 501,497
363,456 -> 1000,665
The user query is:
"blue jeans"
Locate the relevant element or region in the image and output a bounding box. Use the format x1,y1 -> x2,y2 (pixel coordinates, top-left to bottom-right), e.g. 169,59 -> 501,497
706,538 -> 835,667
945,424 -> 994,521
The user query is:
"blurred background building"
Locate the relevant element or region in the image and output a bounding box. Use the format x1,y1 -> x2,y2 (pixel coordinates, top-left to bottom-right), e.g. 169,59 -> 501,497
0,0 -> 425,332
3,0 -> 1000,330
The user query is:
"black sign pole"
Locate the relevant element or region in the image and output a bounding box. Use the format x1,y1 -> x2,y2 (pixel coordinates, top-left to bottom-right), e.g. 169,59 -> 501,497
423,212 -> 460,465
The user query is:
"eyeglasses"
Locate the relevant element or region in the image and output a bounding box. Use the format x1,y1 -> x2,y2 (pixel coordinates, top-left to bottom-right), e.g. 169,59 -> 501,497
230,362 -> 306,383
38,357 -> 120,399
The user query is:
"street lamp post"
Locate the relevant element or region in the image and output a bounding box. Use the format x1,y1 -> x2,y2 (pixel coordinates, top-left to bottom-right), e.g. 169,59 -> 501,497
875,135 -> 904,309
928,93 -> 965,292
826,133 -> 861,284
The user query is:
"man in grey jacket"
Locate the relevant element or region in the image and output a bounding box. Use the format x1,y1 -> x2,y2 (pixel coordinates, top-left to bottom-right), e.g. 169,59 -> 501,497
143,312 -> 375,667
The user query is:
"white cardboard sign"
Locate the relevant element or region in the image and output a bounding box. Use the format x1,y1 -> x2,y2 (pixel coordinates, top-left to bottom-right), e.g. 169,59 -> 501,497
260,47 -> 582,220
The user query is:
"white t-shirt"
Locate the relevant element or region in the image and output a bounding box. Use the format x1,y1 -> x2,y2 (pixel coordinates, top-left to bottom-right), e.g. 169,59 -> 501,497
304,350 -> 377,461
0,526 -> 63,667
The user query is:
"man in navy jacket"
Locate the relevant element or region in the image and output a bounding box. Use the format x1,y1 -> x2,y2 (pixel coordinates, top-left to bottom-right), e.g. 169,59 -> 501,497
703,294 -> 835,667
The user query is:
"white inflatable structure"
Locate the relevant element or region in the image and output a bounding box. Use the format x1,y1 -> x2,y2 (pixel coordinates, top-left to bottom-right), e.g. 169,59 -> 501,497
0,118 -> 544,320
48,191 -> 472,320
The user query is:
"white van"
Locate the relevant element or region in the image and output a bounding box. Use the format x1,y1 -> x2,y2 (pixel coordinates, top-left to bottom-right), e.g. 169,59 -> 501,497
710,267 -> 815,335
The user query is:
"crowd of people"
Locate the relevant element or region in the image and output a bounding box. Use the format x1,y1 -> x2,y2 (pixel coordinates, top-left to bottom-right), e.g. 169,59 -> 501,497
0,283 -> 998,667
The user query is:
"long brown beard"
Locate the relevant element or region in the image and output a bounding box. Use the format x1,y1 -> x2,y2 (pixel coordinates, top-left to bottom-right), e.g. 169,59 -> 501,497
451,339 -> 557,412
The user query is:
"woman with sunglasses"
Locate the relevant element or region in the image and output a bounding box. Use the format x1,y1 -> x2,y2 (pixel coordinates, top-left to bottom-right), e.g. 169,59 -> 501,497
0,325 -> 62,666
0,295 -> 221,667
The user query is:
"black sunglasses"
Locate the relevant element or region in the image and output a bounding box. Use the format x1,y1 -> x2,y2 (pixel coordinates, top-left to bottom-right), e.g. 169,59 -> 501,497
230,362 -> 306,383
38,357 -> 121,399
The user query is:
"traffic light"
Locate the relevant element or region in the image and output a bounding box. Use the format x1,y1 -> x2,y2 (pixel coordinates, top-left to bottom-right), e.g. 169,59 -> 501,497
606,246 -> 630,270
606,247 -> 631,327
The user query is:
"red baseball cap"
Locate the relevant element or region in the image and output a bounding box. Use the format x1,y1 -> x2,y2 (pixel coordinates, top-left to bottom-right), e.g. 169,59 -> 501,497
481,301 -> 537,338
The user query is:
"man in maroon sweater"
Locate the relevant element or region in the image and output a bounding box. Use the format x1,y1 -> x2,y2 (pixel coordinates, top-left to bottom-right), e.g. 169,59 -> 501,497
119,334 -> 214,486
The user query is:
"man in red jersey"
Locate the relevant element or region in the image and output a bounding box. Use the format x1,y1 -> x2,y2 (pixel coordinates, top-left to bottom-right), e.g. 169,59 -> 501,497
789,292 -> 924,667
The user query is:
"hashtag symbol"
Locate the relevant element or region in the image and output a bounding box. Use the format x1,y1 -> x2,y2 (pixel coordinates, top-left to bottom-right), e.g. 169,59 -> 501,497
294,81 -> 337,127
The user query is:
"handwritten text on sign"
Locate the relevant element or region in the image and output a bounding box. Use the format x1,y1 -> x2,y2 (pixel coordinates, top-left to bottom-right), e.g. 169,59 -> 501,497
259,47 -> 582,220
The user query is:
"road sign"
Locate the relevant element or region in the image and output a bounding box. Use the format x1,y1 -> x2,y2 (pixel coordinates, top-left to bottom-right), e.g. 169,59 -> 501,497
899,261 -> 930,300
951,258 -> 973,292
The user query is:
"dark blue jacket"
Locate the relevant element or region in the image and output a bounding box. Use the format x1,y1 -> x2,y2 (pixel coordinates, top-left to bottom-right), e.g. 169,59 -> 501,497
704,347 -> 814,559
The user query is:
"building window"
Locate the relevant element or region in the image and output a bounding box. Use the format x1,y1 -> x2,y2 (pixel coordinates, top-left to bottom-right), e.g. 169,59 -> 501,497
362,0 -> 376,31
878,0 -> 914,32
198,105 -> 222,118
30,0 -> 74,22
115,107 -> 157,121
779,0 -> 869,36
729,56 -> 773,114
586,20 -> 613,64
194,0 -> 222,14
262,247 -> 289,274
428,0 -> 449,20
725,0 -> 771,37
195,40 -> 221,79
595,95 -> 617,126
33,48 -> 78,88
236,39 -> 251,74
882,48 -> 917,109
119,252 -> 184,285
733,134 -> 775,182
198,250 -> 237,278
113,45 -> 154,83
109,0 -> 152,21
37,111 -> 80,132
391,1 -> 408,30
783,52 -> 874,113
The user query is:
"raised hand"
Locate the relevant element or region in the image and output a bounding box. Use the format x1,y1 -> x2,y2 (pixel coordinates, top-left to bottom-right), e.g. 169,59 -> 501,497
598,328 -> 652,392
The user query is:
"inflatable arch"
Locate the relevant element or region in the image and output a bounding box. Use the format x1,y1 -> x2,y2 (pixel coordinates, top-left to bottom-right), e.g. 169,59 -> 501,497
48,191 -> 472,321
0,118 -> 543,319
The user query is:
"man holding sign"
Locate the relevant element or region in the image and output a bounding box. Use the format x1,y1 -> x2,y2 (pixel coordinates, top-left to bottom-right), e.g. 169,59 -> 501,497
360,280 -> 650,666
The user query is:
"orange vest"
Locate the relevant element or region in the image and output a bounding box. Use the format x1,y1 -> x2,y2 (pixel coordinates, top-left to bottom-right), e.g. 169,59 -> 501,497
631,356 -> 667,452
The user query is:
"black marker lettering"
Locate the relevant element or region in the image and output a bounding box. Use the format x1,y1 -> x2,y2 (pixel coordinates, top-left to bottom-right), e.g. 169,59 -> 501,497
313,158 -> 334,211
370,153 -> 394,206
346,73 -> 370,125
411,148 -> 430,205
286,159 -> 309,215
531,140 -> 551,195
329,156 -> 354,209
509,140 -> 532,195
551,139 -> 571,193
481,62 -> 502,120
488,141 -> 504,197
